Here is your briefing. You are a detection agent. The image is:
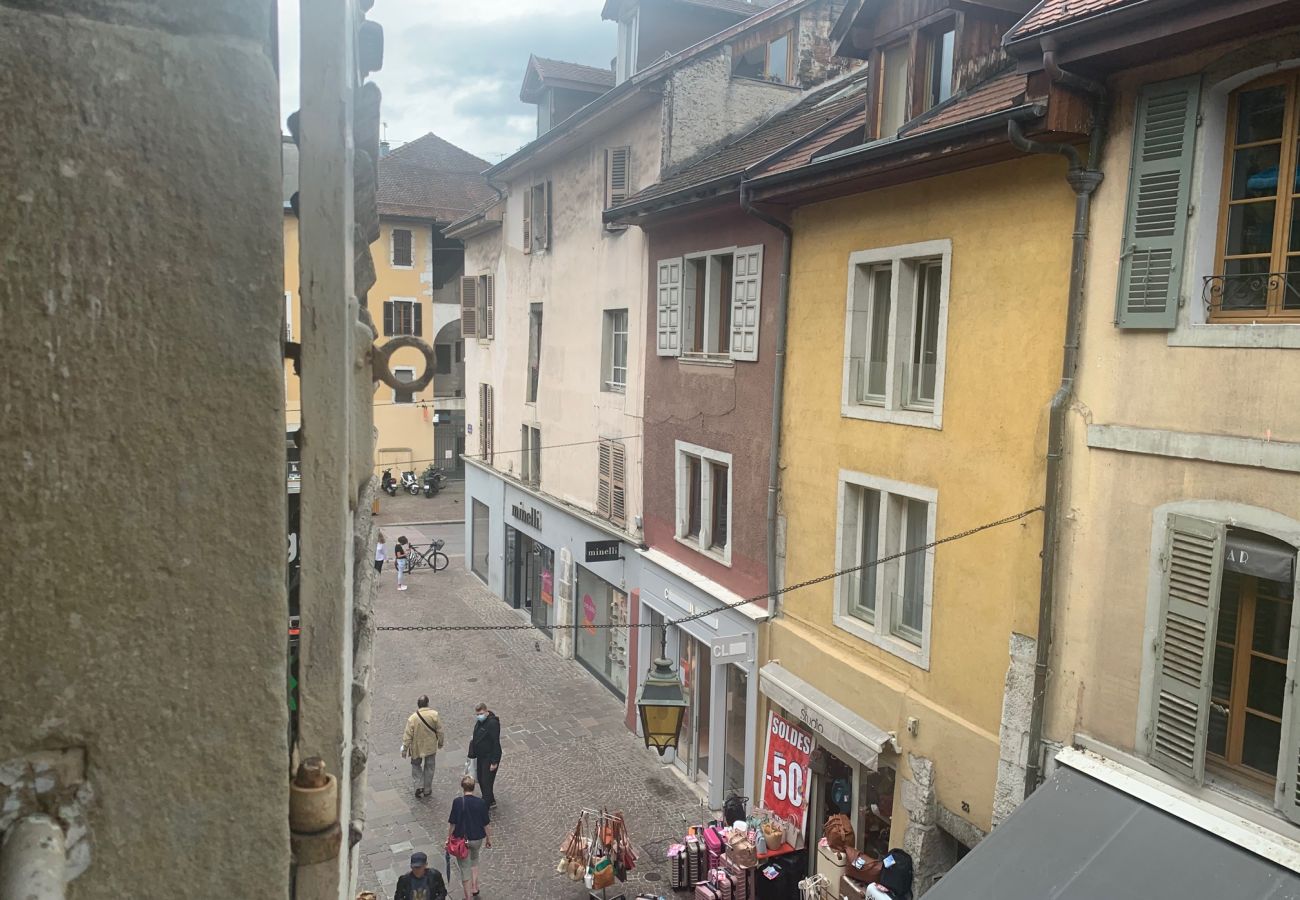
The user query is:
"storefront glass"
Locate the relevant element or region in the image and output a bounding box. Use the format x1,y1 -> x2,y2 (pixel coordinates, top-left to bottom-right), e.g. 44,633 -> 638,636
677,635 -> 712,784
722,665 -> 748,800
470,499 -> 489,581
504,526 -> 554,634
574,566 -> 629,697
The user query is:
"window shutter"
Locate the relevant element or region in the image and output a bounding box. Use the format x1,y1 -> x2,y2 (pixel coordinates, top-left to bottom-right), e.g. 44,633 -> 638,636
730,245 -> 763,361
522,187 -> 532,255
610,442 -> 626,527
1116,76 -> 1201,329
484,385 -> 494,464
413,301 -> 423,337
460,275 -> 478,338
606,147 -> 631,208
656,257 -> 682,357
542,181 -> 553,251
484,275 -> 496,340
383,300 -> 395,336
1148,513 -> 1224,783
477,383 -> 487,460
597,440 -> 613,518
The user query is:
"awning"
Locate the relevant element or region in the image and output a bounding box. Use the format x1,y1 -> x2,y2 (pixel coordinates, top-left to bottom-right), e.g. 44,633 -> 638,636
924,753 -> 1300,900
758,663 -> 898,770
1226,532 -> 1296,583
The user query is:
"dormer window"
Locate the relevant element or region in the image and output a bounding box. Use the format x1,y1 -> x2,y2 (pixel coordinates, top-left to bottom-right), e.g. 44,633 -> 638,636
924,25 -> 955,111
877,41 -> 910,137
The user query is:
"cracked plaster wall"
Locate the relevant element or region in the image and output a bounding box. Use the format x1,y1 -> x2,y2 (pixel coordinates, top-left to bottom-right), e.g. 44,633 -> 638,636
0,1 -> 289,896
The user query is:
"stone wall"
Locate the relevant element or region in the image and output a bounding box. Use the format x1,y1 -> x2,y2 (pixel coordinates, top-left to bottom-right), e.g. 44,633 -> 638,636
0,1 -> 289,896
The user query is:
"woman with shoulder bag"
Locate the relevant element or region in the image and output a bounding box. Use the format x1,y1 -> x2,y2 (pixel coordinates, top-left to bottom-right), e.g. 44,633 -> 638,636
447,775 -> 492,900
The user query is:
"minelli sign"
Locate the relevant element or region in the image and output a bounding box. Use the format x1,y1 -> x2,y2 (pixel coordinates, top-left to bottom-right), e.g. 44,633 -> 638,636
511,502 -> 541,530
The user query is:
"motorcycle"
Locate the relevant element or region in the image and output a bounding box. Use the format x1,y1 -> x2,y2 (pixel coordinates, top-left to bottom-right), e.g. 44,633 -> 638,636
421,464 -> 448,498
381,468 -> 398,497
400,470 -> 421,496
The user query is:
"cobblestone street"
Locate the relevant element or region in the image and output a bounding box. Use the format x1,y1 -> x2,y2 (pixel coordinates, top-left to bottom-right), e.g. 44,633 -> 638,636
357,503 -> 705,900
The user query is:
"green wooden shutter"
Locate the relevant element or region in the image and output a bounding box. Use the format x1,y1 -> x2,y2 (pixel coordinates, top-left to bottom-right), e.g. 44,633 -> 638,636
1148,513 -> 1224,782
1116,76 -> 1201,329
1279,569 -> 1300,824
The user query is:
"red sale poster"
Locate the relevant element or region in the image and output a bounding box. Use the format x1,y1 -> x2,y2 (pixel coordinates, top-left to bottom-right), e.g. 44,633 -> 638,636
760,710 -> 814,840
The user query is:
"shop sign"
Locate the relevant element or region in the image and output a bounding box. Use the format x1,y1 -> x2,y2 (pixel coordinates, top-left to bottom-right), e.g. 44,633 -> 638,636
585,539 -> 621,562
511,502 -> 541,530
710,634 -> 751,665
761,711 -> 813,838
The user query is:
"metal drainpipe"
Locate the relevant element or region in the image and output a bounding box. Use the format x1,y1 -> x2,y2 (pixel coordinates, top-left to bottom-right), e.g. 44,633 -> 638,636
0,816 -> 66,900
739,181 -> 793,608
1011,54 -> 1108,798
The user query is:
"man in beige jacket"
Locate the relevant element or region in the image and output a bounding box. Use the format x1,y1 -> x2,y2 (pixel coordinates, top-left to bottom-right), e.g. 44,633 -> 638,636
401,695 -> 445,799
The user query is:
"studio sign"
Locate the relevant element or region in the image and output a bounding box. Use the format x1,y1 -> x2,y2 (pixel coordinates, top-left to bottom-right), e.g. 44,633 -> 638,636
511,502 -> 541,530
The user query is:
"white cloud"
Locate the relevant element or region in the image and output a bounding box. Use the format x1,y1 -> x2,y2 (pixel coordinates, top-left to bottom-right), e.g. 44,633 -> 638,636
279,0 -> 616,162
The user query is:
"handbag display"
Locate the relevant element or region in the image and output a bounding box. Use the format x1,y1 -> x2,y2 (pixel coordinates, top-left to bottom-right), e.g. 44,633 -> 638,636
843,851 -> 882,885
590,855 -> 617,890
823,813 -> 855,853
759,820 -> 784,849
725,831 -> 757,869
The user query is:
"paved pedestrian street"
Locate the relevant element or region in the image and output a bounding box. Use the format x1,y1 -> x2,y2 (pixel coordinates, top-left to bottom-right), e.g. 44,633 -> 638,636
356,522 -> 705,900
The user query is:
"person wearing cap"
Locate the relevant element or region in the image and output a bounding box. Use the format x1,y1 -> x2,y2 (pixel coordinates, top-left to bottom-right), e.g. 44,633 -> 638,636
394,850 -> 447,900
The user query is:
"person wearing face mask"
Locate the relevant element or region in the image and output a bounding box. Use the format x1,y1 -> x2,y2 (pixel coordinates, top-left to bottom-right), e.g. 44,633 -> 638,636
466,702 -> 501,808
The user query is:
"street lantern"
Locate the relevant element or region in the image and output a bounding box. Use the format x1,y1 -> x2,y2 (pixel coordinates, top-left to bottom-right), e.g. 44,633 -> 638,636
635,630 -> 688,755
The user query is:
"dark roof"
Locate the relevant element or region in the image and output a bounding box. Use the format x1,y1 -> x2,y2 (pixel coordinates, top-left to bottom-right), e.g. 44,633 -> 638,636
602,0 -> 776,20
376,133 -> 495,221
1005,0 -> 1143,42
898,70 -> 1030,137
611,66 -> 870,214
532,56 -> 616,89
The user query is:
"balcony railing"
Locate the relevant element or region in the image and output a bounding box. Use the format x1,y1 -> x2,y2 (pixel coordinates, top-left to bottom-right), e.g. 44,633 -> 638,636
1202,271 -> 1300,315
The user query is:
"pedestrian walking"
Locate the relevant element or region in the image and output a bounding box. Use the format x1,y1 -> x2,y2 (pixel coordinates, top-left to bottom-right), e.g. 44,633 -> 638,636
395,535 -> 410,591
394,850 -> 448,900
374,531 -> 387,574
402,695 -> 445,799
446,775 -> 492,900
466,702 -> 501,808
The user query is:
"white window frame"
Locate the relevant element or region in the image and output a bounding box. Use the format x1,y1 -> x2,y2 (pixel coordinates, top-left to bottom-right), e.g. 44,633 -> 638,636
602,308 -> 629,393
674,440 -> 732,566
682,247 -> 737,361
389,296 -> 418,336
842,239 -> 951,429
390,227 -> 414,269
392,366 -> 416,404
833,469 -> 936,669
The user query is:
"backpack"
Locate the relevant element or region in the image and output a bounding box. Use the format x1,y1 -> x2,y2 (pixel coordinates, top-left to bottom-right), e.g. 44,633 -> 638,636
877,849 -> 913,898
724,795 -> 748,826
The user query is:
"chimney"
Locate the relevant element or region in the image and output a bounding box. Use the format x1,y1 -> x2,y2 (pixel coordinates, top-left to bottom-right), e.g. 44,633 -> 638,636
379,140 -> 391,158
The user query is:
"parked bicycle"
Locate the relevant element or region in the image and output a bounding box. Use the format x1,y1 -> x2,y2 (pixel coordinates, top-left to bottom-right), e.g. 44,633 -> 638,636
405,538 -> 450,573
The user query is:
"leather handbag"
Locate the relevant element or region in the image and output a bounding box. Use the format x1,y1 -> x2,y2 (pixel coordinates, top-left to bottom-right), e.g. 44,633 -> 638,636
843,851 -> 882,884
591,855 -> 617,890
760,819 -> 784,848
725,832 -> 757,869
823,814 -> 855,853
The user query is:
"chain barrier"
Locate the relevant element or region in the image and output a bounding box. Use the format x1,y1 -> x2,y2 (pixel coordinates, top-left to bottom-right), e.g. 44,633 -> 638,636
375,505 -> 1044,633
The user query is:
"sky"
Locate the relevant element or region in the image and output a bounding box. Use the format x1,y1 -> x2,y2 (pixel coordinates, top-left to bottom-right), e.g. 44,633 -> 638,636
279,0 -> 617,163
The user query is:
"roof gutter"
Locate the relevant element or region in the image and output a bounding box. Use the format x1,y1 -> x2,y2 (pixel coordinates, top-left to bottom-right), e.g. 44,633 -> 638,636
1011,44 -> 1107,802
746,102 -> 1045,195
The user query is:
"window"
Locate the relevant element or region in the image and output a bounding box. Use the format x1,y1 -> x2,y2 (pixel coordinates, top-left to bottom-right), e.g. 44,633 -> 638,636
526,303 -> 543,403
844,240 -> 950,428
392,366 -> 416,404
597,439 -> 626,527
520,425 -> 541,485
602,309 -> 629,392
1211,73 -> 1300,321
1146,512 -> 1299,822
924,26 -> 955,112
732,31 -> 792,85
391,228 -> 413,268
434,344 -> 452,376
382,298 -> 421,336
605,147 -> 632,212
835,471 -> 936,667
657,246 -> 762,361
675,442 -> 732,564
454,340 -> 463,364
459,275 -> 494,339
523,181 -> 551,254
477,383 -> 494,464
877,41 -> 910,137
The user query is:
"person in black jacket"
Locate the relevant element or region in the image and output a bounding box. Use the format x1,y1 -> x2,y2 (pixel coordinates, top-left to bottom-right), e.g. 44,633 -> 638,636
394,851 -> 447,900
467,702 -> 501,808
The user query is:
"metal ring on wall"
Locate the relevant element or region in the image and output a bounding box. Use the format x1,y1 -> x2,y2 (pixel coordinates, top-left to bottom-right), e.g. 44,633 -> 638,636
371,335 -> 435,393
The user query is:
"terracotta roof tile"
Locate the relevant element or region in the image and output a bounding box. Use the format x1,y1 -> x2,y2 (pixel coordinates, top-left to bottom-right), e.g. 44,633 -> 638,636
757,105 -> 866,176
384,133 -> 489,176
614,67 -> 870,209
1006,0 -> 1142,42
898,71 -> 1029,136
375,134 -> 495,221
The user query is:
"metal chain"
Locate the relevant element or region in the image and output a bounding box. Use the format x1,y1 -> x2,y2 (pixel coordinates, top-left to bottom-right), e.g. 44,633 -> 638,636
374,506 -> 1043,633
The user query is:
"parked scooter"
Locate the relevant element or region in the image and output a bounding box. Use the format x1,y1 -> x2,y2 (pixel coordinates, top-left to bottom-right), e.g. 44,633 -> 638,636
400,470 -> 421,496
381,468 -> 398,497
421,464 -> 448,498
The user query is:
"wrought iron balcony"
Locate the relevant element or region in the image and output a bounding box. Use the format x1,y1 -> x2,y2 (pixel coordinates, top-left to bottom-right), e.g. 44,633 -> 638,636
1202,271 -> 1299,314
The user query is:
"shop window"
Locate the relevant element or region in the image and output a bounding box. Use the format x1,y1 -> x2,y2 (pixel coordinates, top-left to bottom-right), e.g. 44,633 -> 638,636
835,470 -> 936,668
1146,512 -> 1299,823
470,499 -> 490,582
722,665 -> 749,800
1210,73 -> 1300,321
575,567 -> 629,698
676,633 -> 712,784
844,241 -> 950,429
676,441 -> 732,564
